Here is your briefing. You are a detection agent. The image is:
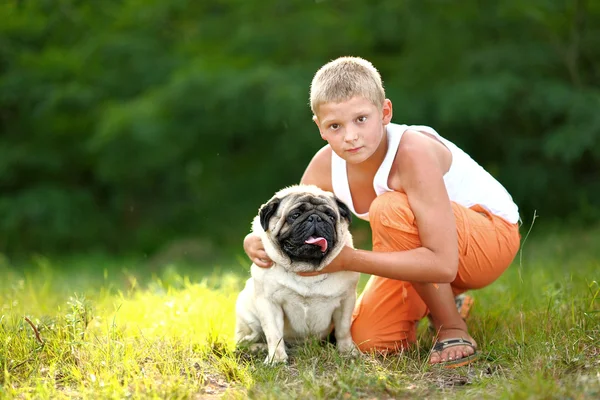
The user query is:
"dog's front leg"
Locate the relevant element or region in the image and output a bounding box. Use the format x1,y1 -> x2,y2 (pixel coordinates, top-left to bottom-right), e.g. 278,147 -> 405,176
255,297 -> 287,364
332,290 -> 359,355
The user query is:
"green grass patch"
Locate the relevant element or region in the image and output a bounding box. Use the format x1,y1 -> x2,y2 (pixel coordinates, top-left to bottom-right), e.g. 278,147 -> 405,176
1,227 -> 599,399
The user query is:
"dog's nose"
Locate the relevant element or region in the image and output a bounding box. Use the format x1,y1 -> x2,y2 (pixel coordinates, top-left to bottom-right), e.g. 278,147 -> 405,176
307,214 -> 323,223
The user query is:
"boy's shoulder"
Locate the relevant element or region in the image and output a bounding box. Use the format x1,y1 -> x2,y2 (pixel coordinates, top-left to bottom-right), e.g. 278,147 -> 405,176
300,144 -> 333,192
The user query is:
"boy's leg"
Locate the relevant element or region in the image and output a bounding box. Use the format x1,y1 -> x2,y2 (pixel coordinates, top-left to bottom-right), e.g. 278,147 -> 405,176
350,191 -> 520,358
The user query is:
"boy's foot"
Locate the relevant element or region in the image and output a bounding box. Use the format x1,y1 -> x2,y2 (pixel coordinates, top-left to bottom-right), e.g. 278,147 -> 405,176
428,294 -> 478,367
430,334 -> 478,368
429,328 -> 478,367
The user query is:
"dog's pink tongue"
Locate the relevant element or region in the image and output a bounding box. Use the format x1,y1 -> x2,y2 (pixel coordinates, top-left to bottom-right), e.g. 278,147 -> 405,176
305,236 -> 328,253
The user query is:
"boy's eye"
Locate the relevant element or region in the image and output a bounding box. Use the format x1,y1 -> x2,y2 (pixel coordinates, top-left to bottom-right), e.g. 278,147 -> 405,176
357,116 -> 367,123
329,124 -> 340,130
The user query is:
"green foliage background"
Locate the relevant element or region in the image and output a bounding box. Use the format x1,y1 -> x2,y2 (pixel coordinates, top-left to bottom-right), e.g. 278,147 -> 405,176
1,0 -> 599,255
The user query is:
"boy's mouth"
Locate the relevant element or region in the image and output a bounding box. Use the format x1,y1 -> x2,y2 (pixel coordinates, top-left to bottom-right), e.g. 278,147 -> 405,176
347,146 -> 363,153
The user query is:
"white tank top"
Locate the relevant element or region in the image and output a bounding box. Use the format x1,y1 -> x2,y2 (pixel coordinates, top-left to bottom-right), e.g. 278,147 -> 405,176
331,123 -> 520,224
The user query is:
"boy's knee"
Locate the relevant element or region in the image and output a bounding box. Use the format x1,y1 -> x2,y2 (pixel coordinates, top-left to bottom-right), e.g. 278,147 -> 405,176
369,191 -> 415,228
351,318 -> 414,354
353,335 -> 411,355
369,192 -> 419,251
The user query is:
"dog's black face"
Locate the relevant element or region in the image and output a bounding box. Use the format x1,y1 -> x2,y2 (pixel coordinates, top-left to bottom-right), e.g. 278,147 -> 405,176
259,192 -> 351,264
279,196 -> 337,262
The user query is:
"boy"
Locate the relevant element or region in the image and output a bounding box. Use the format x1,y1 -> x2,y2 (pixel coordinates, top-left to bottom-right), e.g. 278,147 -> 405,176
243,56 -> 521,368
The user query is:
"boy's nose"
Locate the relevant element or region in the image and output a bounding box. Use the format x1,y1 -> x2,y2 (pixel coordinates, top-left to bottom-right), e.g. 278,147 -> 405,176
344,129 -> 359,142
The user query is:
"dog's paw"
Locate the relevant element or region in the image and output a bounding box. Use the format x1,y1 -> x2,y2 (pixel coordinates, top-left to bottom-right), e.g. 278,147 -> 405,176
264,349 -> 288,365
249,343 -> 268,353
337,339 -> 360,357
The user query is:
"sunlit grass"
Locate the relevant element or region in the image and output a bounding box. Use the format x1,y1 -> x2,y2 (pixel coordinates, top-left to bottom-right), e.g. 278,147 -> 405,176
1,226 -> 599,399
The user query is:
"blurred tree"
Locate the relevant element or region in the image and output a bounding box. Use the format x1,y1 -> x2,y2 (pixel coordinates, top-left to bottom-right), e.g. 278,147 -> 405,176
0,0 -> 598,255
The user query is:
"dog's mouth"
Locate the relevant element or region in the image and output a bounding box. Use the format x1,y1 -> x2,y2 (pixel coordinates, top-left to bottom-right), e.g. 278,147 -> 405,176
281,234 -> 332,263
304,236 -> 328,253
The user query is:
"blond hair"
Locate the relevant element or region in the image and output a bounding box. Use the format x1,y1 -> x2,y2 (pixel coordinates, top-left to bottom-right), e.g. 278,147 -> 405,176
309,56 -> 385,115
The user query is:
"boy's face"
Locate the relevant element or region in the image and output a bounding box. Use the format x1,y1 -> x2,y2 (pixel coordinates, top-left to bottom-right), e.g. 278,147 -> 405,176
313,96 -> 392,164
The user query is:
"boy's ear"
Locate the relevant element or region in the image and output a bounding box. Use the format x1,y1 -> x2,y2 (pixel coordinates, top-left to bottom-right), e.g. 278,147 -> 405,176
335,198 -> 352,225
259,198 -> 281,231
382,99 -> 393,124
312,115 -> 326,140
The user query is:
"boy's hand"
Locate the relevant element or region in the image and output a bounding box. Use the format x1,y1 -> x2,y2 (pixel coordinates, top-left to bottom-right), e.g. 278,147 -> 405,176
298,246 -> 353,276
244,233 -> 273,268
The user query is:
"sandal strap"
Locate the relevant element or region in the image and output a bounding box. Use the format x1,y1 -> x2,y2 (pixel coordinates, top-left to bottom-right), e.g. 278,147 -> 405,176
432,338 -> 475,352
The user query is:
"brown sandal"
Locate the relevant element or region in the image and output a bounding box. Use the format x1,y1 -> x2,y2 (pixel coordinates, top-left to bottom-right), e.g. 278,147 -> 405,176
430,337 -> 479,368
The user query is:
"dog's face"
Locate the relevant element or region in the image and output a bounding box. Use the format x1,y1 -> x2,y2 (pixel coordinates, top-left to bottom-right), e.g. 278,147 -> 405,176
253,185 -> 352,273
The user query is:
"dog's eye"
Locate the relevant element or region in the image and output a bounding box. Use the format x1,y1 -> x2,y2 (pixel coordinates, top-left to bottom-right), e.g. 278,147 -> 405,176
327,214 -> 336,222
291,212 -> 301,220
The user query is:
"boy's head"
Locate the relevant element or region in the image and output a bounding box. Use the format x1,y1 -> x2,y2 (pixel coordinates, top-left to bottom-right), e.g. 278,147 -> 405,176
310,56 -> 385,117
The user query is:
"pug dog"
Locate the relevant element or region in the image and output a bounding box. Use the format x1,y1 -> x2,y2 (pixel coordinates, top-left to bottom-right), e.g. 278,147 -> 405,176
235,184 -> 360,364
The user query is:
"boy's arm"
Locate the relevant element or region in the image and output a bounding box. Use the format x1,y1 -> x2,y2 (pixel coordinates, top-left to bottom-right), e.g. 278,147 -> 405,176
300,145 -> 334,191
316,132 -> 458,283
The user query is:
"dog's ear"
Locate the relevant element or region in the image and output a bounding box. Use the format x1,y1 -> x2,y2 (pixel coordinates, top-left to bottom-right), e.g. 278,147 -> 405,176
259,197 -> 281,231
335,197 -> 352,225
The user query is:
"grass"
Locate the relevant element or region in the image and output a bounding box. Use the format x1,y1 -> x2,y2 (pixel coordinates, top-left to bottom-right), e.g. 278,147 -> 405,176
1,226 -> 599,399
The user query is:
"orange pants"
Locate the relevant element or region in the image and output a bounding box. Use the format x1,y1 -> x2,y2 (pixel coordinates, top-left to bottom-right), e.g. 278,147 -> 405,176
351,191 -> 521,353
